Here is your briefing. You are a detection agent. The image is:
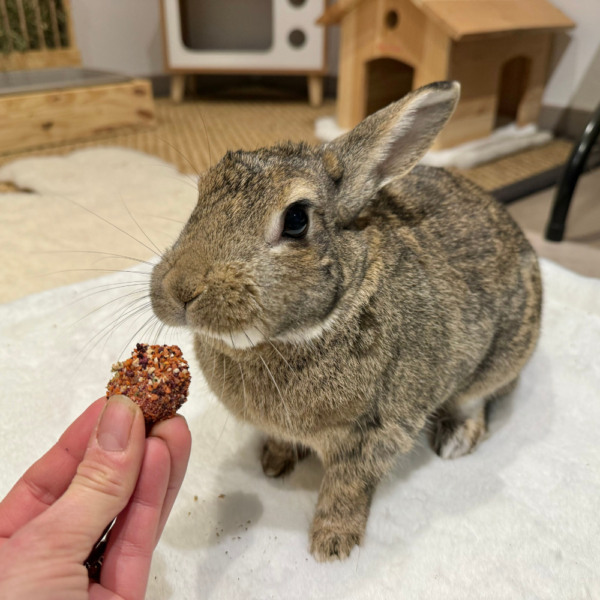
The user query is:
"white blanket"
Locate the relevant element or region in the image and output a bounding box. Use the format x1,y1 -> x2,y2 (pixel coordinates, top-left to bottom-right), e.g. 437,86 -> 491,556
1,243 -> 599,598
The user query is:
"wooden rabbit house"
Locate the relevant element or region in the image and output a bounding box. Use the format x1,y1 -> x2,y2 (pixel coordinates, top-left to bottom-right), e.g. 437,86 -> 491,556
318,0 -> 574,149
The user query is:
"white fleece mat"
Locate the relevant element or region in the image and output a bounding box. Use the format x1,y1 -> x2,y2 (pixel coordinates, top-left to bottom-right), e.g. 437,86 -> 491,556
1,254 -> 599,599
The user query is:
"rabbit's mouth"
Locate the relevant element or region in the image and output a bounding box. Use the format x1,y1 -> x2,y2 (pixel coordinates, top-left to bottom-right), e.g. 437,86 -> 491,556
151,256 -> 265,342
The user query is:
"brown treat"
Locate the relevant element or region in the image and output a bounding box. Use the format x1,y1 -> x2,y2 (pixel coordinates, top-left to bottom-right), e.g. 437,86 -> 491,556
107,343 -> 191,424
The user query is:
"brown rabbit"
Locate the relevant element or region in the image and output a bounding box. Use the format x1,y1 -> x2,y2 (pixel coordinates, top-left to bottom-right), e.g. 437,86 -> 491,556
150,81 -> 542,562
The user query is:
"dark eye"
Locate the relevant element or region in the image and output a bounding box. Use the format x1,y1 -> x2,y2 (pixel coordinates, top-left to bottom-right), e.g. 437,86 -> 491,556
282,203 -> 309,239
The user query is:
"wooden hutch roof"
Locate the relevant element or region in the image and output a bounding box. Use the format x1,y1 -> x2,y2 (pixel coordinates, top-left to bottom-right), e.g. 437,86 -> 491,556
317,0 -> 575,40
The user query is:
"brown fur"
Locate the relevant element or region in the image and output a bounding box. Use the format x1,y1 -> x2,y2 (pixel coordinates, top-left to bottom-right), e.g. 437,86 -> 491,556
150,82 -> 542,562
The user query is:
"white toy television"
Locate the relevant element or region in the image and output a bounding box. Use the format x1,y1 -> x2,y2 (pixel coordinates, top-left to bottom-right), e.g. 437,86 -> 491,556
161,0 -> 326,105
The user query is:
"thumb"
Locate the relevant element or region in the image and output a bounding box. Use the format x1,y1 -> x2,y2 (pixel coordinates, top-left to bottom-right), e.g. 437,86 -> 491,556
30,395 -> 146,563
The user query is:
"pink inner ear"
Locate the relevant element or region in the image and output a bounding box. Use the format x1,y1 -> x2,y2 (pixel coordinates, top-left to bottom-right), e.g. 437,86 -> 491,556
377,85 -> 460,184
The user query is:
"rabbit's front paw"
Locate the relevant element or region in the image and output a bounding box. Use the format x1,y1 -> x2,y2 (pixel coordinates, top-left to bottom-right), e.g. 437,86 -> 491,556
432,414 -> 485,459
310,525 -> 361,562
261,438 -> 310,478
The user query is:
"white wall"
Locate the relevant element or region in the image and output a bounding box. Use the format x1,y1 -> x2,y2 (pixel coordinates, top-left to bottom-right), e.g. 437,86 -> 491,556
70,0 -> 164,76
543,0 -> 600,111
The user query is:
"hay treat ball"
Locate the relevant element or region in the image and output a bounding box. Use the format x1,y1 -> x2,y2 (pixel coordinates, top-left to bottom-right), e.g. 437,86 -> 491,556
107,343 -> 191,424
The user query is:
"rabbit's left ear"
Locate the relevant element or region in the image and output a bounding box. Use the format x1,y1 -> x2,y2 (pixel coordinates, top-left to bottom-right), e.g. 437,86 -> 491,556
324,81 -> 460,225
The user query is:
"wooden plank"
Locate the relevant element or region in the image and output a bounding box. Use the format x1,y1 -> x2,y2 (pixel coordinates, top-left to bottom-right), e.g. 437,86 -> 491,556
31,0 -> 46,49
170,74 -> 185,103
0,46 -> 80,71
336,0 -> 380,128
370,0 -> 428,69
0,0 -> 13,53
337,0 -> 437,128
0,79 -> 155,155
413,17 -> 450,90
319,0 -> 573,39
308,75 -> 324,107
48,0 -> 62,48
14,0 -> 29,49
336,7 -> 359,128
417,0 -> 575,41
317,0 -> 365,25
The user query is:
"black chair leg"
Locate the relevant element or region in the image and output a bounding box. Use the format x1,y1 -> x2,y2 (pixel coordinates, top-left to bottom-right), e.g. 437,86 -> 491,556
545,101 -> 600,242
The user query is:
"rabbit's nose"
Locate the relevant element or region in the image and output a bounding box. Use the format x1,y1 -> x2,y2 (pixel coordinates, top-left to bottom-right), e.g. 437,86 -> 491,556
181,289 -> 204,307
180,262 -> 261,333
184,295 -> 199,308
176,286 -> 205,308
163,269 -> 205,307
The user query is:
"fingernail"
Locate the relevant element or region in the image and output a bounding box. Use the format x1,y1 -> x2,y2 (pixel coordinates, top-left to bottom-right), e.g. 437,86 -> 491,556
97,396 -> 137,452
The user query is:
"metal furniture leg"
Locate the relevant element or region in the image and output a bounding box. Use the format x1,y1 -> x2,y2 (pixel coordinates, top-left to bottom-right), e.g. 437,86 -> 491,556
545,101 -> 600,242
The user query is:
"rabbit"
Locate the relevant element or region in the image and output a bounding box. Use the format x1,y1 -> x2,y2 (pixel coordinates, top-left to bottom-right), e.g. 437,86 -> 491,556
150,81 -> 542,562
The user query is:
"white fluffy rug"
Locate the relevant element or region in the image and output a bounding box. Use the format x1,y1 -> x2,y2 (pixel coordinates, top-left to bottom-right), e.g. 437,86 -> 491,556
0,147 -> 197,303
315,117 -> 553,169
1,151 -> 599,599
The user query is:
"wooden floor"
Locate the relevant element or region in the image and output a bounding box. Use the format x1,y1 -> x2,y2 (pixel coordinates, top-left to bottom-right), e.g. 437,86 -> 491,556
507,168 -> 600,279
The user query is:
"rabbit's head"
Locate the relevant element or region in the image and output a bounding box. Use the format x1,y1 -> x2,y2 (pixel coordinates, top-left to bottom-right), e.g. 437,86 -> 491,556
151,82 -> 459,348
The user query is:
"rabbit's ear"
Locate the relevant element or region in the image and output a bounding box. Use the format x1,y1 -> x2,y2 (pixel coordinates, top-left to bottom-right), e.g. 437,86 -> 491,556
325,81 -> 460,225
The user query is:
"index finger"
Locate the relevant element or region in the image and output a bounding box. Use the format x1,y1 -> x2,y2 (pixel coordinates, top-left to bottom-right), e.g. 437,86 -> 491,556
0,397 -> 107,538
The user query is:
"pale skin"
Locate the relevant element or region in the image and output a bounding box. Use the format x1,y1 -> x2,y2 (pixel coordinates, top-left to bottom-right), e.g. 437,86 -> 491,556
0,395 -> 192,600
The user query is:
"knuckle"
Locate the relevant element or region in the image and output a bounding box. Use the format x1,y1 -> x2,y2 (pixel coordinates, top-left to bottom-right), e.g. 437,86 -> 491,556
21,473 -> 58,508
72,456 -> 129,500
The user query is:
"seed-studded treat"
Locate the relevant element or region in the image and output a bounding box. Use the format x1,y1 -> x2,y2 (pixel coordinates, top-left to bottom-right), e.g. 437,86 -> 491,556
107,343 -> 191,424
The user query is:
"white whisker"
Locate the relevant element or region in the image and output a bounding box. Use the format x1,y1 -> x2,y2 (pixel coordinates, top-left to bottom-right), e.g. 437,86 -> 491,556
230,332 -> 248,422
243,331 -> 293,434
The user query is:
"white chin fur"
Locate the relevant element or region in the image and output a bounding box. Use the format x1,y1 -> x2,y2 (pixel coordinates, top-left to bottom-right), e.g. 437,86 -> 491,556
273,318 -> 334,345
197,310 -> 340,349
198,327 -> 265,350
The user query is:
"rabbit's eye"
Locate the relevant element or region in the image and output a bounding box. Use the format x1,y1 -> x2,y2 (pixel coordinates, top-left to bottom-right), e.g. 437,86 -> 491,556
282,203 -> 309,239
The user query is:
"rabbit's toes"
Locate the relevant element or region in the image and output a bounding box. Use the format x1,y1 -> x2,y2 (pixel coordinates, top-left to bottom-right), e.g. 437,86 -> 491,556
432,415 -> 485,459
261,438 -> 310,477
310,526 -> 361,562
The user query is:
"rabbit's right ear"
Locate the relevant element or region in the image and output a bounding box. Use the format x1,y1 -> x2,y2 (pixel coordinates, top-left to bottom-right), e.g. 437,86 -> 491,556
324,81 -> 460,225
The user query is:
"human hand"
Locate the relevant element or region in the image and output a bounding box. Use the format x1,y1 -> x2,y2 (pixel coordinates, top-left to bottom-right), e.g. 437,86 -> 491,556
0,395 -> 192,600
